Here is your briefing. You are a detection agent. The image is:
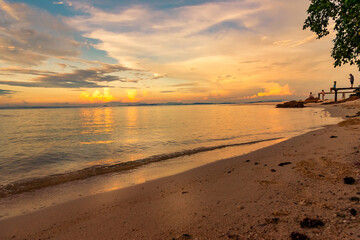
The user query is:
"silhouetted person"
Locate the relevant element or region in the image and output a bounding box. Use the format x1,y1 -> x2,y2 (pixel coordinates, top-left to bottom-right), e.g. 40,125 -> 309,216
349,74 -> 354,88
309,92 -> 314,98
321,90 -> 325,100
332,81 -> 337,92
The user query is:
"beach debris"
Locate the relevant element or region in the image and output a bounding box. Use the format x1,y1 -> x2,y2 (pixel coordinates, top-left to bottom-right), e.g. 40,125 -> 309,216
290,232 -> 310,240
227,168 -> 235,173
276,101 -> 305,108
254,162 -> 259,165
172,234 -> 192,240
270,169 -> 276,172
300,218 -> 325,228
350,208 -> 357,216
330,135 -> 338,138
227,234 -> 240,239
245,160 -> 250,162
349,197 -> 359,202
181,233 -> 192,239
344,177 -> 355,185
278,162 -> 292,167
272,210 -> 289,216
182,191 -> 189,194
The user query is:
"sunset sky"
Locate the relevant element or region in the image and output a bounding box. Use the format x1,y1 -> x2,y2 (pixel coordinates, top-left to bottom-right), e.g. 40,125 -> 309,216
0,0 -> 358,106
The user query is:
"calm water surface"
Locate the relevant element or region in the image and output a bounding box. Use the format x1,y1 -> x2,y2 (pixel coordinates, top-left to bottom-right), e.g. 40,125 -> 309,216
0,104 -> 339,186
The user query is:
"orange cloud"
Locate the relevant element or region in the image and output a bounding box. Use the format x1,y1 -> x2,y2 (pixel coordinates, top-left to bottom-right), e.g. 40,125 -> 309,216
122,89 -> 149,102
243,83 -> 292,99
125,89 -> 138,102
79,87 -> 115,103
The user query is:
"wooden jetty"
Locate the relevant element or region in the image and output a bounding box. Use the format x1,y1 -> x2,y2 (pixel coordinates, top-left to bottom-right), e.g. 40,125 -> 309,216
318,86 -> 360,102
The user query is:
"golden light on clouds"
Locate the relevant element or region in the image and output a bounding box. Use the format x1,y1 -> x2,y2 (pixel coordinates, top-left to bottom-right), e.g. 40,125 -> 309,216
244,83 -> 292,99
80,88 -> 115,103
125,89 -> 138,102
123,89 -> 150,103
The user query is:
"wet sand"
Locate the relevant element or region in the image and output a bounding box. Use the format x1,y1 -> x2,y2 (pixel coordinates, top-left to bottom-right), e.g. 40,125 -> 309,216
0,100 -> 359,239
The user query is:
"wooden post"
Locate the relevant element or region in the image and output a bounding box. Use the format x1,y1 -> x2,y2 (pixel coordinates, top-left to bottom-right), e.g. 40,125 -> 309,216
335,89 -> 338,102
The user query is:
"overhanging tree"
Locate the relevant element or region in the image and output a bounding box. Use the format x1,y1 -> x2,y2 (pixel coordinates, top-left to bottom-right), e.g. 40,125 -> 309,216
303,0 -> 360,70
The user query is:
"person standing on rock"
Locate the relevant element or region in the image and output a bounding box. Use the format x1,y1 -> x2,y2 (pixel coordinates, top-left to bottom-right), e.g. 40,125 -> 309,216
349,74 -> 354,88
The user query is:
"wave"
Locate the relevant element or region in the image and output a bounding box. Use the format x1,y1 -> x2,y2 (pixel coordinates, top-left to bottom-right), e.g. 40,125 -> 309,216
0,137 -> 282,198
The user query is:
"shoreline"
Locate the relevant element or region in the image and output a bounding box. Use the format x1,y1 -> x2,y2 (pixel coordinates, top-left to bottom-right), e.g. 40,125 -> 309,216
0,101 -> 359,239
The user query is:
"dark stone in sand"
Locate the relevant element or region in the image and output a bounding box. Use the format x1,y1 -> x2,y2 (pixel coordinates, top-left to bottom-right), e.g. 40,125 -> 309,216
290,232 -> 310,240
227,234 -> 240,239
276,101 -> 305,108
344,177 -> 355,185
319,174 -> 325,177
254,162 -> 259,165
330,135 -> 338,138
349,197 -> 360,202
350,208 -> 357,216
278,162 -> 292,167
182,191 -> 189,194
245,160 -> 250,162
271,169 -> 276,172
300,218 -> 325,228
181,234 -> 192,239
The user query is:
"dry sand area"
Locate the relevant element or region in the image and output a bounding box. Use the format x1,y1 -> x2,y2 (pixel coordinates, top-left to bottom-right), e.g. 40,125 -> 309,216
0,100 -> 360,240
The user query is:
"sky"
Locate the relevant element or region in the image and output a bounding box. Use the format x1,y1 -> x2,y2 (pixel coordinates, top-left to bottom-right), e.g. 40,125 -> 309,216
0,0 -> 358,106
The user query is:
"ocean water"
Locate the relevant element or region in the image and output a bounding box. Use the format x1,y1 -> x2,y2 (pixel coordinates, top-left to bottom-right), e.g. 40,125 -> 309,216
0,104 -> 340,196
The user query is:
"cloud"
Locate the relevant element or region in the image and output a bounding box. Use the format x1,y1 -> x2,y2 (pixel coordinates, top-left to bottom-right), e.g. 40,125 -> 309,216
79,87 -> 115,103
243,82 -> 292,99
0,0 -> 19,20
121,89 -> 149,102
64,0 -> 328,97
0,0 -> 80,66
0,67 -> 56,75
0,64 -> 132,88
0,89 -> 17,96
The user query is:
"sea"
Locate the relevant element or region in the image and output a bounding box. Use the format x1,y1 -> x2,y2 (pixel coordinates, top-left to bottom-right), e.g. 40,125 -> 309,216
0,104 -> 340,197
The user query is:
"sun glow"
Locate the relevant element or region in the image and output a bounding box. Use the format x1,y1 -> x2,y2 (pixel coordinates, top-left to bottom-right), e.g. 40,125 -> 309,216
79,88 -> 115,103
125,89 -> 138,102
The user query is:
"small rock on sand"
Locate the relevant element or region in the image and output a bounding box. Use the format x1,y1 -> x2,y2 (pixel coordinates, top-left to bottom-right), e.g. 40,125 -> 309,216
300,218 -> 325,228
350,208 -> 357,216
290,232 -> 310,240
278,162 -> 292,167
349,197 -> 359,202
344,177 -> 355,185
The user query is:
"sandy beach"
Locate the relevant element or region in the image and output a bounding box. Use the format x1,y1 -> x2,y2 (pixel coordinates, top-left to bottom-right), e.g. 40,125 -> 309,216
0,101 -> 359,240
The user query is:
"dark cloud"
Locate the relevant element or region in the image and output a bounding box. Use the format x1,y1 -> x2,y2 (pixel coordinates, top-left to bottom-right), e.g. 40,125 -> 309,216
0,64 -> 132,88
0,89 -> 17,95
0,67 -> 56,75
